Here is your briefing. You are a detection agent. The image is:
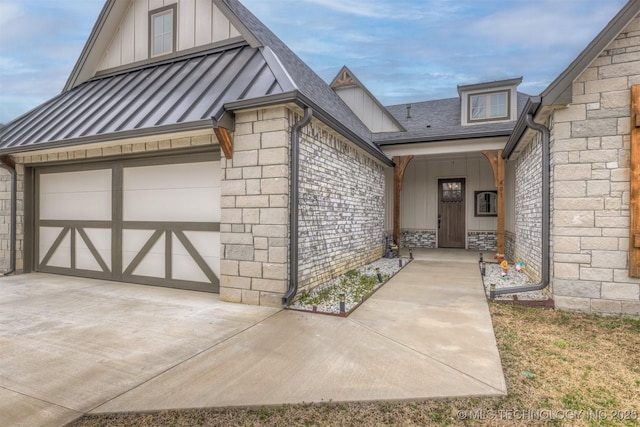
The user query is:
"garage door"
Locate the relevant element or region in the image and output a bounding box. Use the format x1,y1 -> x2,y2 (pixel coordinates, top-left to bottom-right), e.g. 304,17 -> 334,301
35,154 -> 221,292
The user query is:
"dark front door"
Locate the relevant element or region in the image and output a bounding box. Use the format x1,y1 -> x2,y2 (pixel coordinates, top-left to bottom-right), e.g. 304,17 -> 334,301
438,178 -> 466,248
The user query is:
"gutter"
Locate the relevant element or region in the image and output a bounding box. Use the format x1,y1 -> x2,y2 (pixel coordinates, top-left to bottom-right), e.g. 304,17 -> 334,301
282,106 -> 313,306
502,96 -> 542,159
225,91 -> 394,167
0,156 -> 17,275
375,129 -> 512,146
0,120 -> 214,156
491,113 -> 550,297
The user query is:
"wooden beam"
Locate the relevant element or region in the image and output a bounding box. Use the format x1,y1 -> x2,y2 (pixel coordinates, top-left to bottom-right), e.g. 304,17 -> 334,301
0,155 -> 16,170
482,150 -> 505,255
393,155 -> 414,247
630,85 -> 640,277
214,127 -> 233,159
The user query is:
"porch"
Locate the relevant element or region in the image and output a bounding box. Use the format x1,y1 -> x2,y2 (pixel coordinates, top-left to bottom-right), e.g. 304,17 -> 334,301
386,151 -> 509,255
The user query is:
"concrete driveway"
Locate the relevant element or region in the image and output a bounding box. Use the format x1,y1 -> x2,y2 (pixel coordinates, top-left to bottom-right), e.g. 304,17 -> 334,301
1,257 -> 505,427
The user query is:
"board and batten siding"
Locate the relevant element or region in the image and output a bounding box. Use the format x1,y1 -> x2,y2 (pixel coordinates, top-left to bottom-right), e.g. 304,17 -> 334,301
98,0 -> 241,71
334,87 -> 403,133
386,155 -> 498,249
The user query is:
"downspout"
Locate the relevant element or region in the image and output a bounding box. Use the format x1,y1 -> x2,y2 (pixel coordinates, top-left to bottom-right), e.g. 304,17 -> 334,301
492,113 -> 550,297
282,106 -> 313,306
0,159 -> 17,276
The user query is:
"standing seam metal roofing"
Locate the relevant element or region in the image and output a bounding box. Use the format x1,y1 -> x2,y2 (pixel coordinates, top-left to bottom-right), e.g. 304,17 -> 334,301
0,43 -> 287,151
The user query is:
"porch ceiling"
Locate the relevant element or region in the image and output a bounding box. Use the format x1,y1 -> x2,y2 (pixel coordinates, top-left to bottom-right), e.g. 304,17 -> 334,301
380,136 -> 507,158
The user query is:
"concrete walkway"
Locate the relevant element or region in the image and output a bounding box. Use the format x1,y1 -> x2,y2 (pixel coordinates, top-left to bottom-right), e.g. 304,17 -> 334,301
0,258 -> 505,426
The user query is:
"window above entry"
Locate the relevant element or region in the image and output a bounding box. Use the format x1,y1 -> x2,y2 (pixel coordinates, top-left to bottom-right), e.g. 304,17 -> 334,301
458,77 -> 522,126
150,5 -> 177,58
469,91 -> 509,122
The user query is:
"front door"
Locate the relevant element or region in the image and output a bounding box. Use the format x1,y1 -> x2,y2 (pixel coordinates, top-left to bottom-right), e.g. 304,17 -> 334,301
438,178 -> 465,248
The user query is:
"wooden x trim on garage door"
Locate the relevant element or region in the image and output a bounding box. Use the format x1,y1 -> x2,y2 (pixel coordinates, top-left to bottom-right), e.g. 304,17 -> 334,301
34,152 -> 221,293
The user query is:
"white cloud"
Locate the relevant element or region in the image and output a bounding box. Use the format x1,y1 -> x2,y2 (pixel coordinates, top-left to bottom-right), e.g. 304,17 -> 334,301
300,0 -> 458,20
0,56 -> 36,75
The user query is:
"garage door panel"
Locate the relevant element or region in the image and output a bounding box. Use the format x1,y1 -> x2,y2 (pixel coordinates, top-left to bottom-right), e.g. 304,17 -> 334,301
123,161 -> 220,223
39,170 -> 112,221
76,246 -> 103,272
130,235 -> 165,279
36,156 -> 221,293
40,193 -> 112,221
39,227 -> 64,262
172,254 -> 210,283
39,228 -> 71,269
182,231 -> 221,277
122,229 -> 156,271
76,229 -> 111,272
123,187 -> 220,222
39,169 -> 112,194
172,232 -> 220,283
123,162 -> 220,190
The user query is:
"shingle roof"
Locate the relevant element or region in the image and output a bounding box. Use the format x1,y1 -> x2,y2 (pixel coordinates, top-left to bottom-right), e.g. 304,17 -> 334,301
375,92 -> 530,145
0,44 -> 292,153
220,0 -> 379,151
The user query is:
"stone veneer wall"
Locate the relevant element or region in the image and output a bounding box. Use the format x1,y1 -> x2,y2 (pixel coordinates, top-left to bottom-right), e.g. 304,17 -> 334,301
401,230 -> 436,248
514,134 -> 544,282
0,133 -> 218,276
0,169 -> 14,271
505,231 -> 516,262
467,231 -> 497,251
297,110 -> 386,292
550,16 -> 640,317
218,107 -> 291,307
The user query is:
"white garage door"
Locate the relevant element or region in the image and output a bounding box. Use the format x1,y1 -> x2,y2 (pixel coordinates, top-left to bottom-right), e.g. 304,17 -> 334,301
36,154 -> 221,292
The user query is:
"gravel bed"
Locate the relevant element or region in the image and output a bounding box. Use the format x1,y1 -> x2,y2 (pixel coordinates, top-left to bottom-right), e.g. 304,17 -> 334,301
481,262 -> 550,301
290,257 -> 409,315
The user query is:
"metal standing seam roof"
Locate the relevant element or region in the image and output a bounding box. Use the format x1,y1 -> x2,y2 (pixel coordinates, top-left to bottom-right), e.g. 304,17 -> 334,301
0,43 -> 293,153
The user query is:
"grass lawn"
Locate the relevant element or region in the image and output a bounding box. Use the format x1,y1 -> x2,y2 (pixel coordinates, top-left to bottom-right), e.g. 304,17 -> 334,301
68,304 -> 639,427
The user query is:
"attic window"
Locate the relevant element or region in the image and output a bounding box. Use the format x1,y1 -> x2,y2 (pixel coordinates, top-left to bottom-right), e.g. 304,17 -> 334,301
468,91 -> 509,122
150,5 -> 176,58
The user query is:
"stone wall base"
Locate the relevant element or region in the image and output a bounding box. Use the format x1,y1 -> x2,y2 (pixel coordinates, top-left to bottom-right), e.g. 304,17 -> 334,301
467,231 -> 497,251
401,230 -> 436,248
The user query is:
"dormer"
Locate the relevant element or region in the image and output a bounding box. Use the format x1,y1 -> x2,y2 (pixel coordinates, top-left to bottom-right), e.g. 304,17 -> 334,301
458,78 -> 522,126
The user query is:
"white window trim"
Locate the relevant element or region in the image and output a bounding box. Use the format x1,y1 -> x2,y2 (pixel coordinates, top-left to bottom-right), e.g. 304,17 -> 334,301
469,91 -> 509,122
460,85 -> 518,126
149,5 -> 177,59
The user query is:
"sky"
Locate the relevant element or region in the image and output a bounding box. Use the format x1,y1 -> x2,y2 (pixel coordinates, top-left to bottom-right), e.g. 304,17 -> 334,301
0,0 -> 629,124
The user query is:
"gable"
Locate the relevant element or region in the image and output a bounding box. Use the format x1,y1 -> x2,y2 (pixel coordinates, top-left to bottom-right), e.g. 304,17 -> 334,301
0,44 -> 292,153
331,67 -> 404,133
98,0 -> 242,72
541,0 -> 640,107
9,0 -> 390,166
66,0 -> 260,91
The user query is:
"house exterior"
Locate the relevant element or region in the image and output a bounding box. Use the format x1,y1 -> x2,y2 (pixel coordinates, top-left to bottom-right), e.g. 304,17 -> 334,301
504,0 -> 640,316
1,0 -> 639,318
0,0 -> 391,307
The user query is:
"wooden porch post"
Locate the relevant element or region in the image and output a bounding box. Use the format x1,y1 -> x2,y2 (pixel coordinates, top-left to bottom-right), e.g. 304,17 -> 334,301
393,156 -> 414,247
629,85 -> 640,277
481,150 -> 505,255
